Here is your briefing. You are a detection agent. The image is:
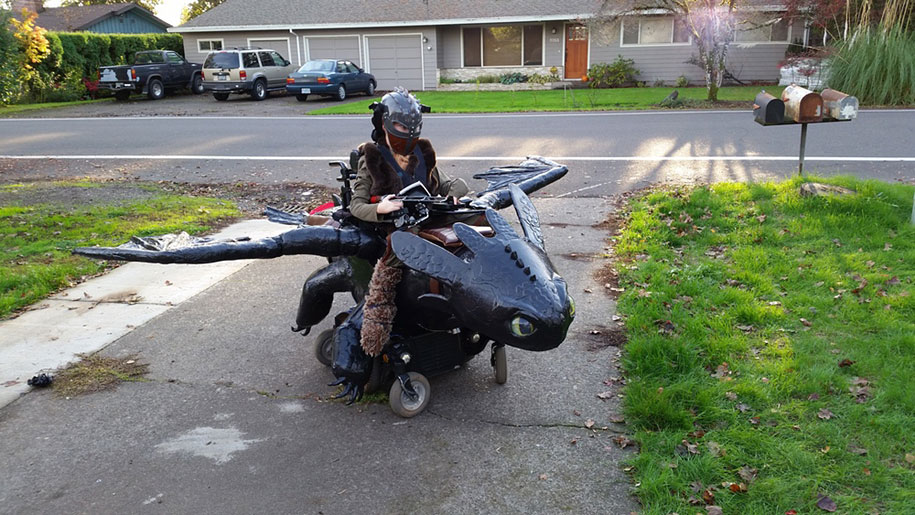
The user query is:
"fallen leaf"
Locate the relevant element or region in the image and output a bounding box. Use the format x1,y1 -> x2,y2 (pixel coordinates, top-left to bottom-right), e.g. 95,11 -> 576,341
690,481 -> 704,493
736,403 -> 750,413
738,465 -> 758,482
707,441 -> 724,457
786,511 -> 798,515
725,391 -> 738,401
707,506 -> 723,515
688,429 -> 706,439
838,359 -> 855,368
585,419 -> 595,429
818,408 -> 834,420
702,489 -> 715,504
905,453 -> 915,464
800,318 -> 812,327
583,288 -> 593,293
756,215 -> 767,223
612,435 -> 635,448
609,414 -> 626,424
817,494 -> 837,512
847,445 -> 868,456
749,416 -> 761,425
597,391 -> 614,400
808,393 -> 821,400
886,276 -> 901,286
572,409 -> 581,416
884,243 -> 892,251
688,495 -> 702,505
538,473 -> 549,480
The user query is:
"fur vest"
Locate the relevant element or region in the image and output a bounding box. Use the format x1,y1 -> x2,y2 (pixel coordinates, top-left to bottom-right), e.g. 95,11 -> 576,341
363,139 -> 437,196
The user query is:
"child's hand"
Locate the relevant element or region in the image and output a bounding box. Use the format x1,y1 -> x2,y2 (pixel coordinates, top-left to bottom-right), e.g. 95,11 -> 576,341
376,194 -> 403,215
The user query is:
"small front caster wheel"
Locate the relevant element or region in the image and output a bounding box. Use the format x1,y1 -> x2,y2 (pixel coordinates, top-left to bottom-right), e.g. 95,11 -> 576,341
389,372 -> 430,418
313,328 -> 334,367
492,345 -> 507,385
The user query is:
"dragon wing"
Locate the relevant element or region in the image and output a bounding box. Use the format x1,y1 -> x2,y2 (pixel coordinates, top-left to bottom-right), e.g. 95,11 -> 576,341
73,157 -> 567,265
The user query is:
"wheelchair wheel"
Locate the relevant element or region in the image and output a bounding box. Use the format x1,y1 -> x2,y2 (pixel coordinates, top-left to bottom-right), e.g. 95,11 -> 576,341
389,372 -> 430,418
492,345 -> 507,385
314,329 -> 334,367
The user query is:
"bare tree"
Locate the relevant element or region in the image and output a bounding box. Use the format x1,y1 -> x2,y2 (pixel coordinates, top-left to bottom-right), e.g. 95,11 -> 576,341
598,0 -> 738,100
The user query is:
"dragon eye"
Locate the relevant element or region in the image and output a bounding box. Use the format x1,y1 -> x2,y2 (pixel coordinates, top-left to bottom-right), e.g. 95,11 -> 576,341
511,316 -> 536,337
568,296 -> 576,318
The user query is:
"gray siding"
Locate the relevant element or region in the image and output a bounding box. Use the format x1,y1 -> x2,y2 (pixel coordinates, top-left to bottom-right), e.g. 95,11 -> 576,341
184,31 -> 295,64
590,20 -> 790,84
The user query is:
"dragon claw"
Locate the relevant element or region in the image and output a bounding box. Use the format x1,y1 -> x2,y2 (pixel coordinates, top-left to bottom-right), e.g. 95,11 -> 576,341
330,379 -> 364,405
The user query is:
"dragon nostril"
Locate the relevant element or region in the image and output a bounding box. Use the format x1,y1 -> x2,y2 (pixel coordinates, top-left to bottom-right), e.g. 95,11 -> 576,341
510,251 -> 517,259
530,275 -> 536,281
523,267 -> 530,275
516,260 -> 524,268
504,245 -> 511,253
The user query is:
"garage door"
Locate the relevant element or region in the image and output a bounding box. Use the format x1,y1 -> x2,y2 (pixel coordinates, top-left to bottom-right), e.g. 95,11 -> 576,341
307,36 -> 361,66
366,35 -> 423,91
249,39 -> 291,61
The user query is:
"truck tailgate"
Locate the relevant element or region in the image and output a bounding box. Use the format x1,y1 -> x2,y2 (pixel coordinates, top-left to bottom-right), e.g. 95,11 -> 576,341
99,66 -> 132,83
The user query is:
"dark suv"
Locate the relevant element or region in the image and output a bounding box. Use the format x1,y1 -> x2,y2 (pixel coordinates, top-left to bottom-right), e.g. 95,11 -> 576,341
202,47 -> 295,101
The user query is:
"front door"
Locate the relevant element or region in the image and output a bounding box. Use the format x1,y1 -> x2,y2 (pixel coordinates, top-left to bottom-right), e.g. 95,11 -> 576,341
564,24 -> 589,79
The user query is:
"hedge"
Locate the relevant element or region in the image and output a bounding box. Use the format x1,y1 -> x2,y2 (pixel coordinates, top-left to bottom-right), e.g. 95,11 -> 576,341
42,32 -> 184,80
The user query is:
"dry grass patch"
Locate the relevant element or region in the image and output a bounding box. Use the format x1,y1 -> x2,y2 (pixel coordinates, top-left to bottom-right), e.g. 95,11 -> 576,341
52,354 -> 149,397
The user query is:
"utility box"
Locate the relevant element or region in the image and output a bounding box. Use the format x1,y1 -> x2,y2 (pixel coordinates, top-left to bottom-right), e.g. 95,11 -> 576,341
821,88 -> 859,120
782,84 -> 823,123
753,90 -> 785,125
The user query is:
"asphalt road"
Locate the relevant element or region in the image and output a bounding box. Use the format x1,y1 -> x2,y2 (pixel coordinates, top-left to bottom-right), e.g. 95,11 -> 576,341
1,110 -> 913,194
0,103 -> 912,513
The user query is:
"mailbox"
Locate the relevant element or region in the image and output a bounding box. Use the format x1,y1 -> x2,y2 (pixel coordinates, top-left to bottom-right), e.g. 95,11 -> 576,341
821,88 -> 859,120
753,90 -> 785,125
781,84 -> 823,123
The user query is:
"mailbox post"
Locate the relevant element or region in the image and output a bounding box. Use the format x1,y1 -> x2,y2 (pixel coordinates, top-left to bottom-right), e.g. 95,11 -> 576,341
753,84 -> 858,176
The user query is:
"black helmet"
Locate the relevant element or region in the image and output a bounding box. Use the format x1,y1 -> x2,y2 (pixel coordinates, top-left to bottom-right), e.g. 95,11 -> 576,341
380,87 -> 423,154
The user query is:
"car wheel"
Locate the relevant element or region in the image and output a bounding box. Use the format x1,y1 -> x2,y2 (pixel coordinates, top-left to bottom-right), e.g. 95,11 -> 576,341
191,74 -> 204,94
250,79 -> 267,101
295,93 -> 308,102
366,81 -> 375,96
335,84 -> 346,101
114,90 -> 131,101
213,92 -> 229,101
147,79 -> 164,100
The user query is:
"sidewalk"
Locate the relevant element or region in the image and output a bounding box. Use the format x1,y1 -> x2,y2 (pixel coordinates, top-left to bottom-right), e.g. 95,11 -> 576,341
0,219 -> 289,408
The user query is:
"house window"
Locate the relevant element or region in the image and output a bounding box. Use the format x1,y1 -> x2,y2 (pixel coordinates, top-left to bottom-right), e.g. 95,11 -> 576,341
197,39 -> 223,52
622,16 -> 690,45
462,24 -> 543,67
735,18 -> 790,42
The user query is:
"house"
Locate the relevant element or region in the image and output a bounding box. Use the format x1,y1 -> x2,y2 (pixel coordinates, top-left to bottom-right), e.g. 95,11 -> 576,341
170,0 -> 797,90
11,0 -> 171,34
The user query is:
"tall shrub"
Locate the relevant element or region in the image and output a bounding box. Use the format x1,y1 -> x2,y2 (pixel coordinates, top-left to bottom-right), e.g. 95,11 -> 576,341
0,7 -> 20,104
827,25 -> 915,105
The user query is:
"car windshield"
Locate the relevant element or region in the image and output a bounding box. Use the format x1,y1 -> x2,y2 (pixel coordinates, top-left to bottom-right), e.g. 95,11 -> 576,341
204,52 -> 240,69
298,61 -> 334,73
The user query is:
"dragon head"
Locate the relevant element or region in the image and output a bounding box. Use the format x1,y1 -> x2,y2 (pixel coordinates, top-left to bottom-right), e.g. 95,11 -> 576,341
392,185 -> 574,351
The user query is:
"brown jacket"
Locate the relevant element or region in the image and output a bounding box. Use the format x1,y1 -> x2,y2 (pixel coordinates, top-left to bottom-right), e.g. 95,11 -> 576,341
349,139 -> 469,223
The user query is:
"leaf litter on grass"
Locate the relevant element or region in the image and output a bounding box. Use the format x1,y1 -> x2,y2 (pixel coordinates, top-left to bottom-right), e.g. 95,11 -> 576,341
613,177 -> 915,513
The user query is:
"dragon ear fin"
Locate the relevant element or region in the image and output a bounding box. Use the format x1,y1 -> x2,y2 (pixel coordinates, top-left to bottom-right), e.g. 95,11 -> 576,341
509,184 -> 545,251
452,223 -> 491,253
391,231 -> 467,285
484,208 -> 519,242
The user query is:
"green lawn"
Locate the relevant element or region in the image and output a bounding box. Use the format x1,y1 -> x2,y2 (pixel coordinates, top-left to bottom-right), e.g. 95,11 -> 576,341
310,85 -> 785,114
614,177 -> 915,514
0,181 -> 240,319
0,98 -> 110,116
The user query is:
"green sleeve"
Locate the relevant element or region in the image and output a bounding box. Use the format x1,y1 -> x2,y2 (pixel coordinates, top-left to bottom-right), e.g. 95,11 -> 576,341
434,167 -> 469,198
349,155 -> 384,223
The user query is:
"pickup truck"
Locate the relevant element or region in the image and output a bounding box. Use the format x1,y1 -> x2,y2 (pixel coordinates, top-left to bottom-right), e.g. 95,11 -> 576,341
98,50 -> 204,101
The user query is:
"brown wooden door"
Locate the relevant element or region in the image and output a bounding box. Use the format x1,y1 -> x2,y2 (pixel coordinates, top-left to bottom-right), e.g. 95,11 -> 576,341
564,24 -> 588,79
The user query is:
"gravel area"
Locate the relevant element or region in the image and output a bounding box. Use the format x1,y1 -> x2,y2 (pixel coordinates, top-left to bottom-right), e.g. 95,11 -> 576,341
4,89 -> 378,118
